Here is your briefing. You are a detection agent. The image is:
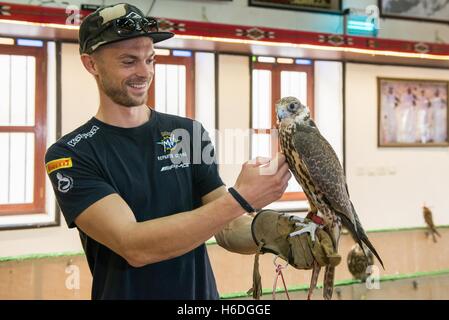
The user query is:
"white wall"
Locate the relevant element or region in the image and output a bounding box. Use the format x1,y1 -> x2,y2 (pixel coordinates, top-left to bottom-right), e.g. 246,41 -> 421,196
61,43 -> 99,133
217,54 -> 250,188
345,63 -> 449,230
195,52 -> 215,138
314,61 -> 344,163
6,0 -> 449,43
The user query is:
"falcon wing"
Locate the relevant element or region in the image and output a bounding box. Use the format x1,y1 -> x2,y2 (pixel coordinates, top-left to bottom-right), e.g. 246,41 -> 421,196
291,122 -> 384,268
292,123 -> 355,226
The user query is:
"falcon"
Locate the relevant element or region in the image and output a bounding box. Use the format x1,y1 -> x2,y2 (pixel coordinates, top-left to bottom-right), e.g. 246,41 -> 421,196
423,205 -> 441,243
275,96 -> 384,300
347,243 -> 374,281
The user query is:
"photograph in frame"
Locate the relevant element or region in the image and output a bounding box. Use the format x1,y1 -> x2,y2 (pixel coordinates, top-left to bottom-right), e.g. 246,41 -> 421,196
379,0 -> 449,23
249,0 -> 342,14
378,78 -> 449,147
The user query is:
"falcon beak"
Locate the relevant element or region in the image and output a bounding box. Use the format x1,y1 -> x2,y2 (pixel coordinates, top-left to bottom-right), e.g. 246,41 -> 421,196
276,109 -> 289,121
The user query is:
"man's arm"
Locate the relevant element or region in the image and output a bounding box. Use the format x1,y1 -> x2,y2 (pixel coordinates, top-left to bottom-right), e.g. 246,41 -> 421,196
202,186 -> 258,255
75,191 -> 245,267
74,154 -> 291,267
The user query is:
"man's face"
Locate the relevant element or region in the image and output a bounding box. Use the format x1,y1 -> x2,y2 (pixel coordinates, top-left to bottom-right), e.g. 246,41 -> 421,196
92,36 -> 155,107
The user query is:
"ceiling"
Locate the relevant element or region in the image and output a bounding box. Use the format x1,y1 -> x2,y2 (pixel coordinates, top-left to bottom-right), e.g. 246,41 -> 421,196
1,21 -> 449,69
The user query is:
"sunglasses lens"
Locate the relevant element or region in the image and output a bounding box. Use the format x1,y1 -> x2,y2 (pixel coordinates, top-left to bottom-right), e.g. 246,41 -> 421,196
112,17 -> 159,36
142,18 -> 159,33
116,18 -> 136,35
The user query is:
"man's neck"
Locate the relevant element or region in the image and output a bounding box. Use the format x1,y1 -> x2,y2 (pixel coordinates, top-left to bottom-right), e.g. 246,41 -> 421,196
95,100 -> 151,128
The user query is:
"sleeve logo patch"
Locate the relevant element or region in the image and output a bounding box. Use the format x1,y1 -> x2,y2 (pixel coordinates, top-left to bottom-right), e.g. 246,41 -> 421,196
46,157 -> 73,174
56,173 -> 73,193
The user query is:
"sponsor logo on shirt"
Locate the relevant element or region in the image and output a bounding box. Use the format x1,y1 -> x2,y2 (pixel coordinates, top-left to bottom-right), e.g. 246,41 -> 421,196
67,125 -> 100,147
46,157 -> 72,174
157,152 -> 188,161
56,172 -> 73,193
160,163 -> 190,172
157,132 -> 179,153
157,130 -> 190,172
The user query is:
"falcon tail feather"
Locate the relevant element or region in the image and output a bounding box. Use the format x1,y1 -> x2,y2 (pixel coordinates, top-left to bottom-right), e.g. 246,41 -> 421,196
339,214 -> 384,269
432,227 -> 441,237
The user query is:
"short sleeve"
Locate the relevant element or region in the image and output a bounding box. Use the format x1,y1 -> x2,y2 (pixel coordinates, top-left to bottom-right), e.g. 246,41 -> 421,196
45,145 -> 116,228
192,124 -> 224,197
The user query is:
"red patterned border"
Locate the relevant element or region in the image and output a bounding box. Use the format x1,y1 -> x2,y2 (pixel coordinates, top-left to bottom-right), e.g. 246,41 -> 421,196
1,2 -> 449,57
0,2 -> 92,25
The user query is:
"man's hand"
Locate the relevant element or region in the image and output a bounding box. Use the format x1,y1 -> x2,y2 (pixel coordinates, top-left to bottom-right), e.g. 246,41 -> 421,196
233,153 -> 291,210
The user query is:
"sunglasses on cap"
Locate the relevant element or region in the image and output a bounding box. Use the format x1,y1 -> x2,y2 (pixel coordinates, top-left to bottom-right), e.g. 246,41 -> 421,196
99,16 -> 159,37
115,16 -> 159,35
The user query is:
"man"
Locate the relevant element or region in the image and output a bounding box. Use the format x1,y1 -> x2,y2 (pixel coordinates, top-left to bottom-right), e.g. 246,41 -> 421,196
431,88 -> 447,143
415,89 -> 431,143
397,87 -> 417,143
381,86 -> 399,143
45,3 -> 291,299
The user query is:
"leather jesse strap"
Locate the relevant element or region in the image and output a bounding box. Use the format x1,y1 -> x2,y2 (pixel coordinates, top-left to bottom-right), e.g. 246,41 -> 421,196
306,212 -> 325,225
228,187 -> 256,213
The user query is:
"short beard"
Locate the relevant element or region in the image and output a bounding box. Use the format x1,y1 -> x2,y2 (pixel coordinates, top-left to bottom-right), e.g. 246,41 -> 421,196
99,75 -> 148,107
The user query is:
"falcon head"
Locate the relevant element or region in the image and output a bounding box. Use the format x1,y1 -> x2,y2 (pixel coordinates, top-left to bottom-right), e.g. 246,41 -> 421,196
275,96 -> 310,126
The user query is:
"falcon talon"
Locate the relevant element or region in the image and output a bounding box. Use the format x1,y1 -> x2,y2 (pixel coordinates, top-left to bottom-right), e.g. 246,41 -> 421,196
276,96 -> 384,299
289,215 -> 305,223
289,222 -> 319,242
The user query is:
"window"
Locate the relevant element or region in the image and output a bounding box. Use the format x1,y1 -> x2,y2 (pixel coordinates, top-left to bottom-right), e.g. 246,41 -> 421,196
147,49 -> 195,118
0,42 -> 47,216
251,56 -> 314,201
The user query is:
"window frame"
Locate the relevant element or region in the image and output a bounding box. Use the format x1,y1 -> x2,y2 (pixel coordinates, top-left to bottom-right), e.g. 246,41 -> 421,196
147,54 -> 195,119
251,60 -> 314,201
0,44 -> 47,216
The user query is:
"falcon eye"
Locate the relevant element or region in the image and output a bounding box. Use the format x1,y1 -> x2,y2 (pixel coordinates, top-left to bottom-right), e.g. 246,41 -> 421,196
288,103 -> 296,111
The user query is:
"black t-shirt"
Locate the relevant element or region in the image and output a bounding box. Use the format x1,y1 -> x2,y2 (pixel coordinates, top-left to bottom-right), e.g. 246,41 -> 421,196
45,110 -> 224,299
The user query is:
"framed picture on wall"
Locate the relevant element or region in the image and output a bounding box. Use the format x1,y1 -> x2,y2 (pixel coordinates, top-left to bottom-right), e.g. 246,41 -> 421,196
379,0 -> 449,23
378,78 -> 449,147
249,0 -> 342,14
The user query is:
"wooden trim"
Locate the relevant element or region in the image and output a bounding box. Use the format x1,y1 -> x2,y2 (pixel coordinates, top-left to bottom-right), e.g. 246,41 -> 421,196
0,126 -> 35,132
148,71 -> 155,109
252,63 -> 274,71
252,60 -> 315,202
278,191 -> 307,202
55,41 -> 62,140
272,65 -> 280,128
0,43 -> 47,215
147,54 -> 195,119
186,56 -> 195,119
0,44 -> 43,56
342,61 -> 346,173
253,129 -> 272,134
0,203 -> 45,215
33,44 -> 47,214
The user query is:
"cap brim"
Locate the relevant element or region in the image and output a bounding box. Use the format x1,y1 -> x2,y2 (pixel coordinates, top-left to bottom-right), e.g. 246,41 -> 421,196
87,31 -> 176,53
149,32 -> 175,44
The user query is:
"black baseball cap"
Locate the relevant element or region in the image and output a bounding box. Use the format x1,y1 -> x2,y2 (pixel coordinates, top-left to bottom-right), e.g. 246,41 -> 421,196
79,3 -> 174,54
